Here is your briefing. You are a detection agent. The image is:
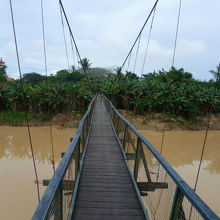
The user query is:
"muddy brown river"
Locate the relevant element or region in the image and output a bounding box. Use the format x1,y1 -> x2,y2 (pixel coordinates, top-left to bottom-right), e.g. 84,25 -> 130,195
0,126 -> 219,219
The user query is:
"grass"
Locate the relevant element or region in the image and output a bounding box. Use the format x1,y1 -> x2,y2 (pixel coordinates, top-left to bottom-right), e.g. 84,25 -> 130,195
142,119 -> 147,125
0,111 -> 25,125
176,119 -> 185,126
0,110 -> 52,126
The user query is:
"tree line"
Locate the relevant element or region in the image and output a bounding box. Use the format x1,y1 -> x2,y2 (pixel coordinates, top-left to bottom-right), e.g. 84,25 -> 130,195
0,58 -> 219,121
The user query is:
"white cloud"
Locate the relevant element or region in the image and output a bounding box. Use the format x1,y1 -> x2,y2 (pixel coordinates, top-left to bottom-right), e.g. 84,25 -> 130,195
10,71 -> 20,80
48,69 -> 58,76
145,40 -> 173,59
177,39 -> 206,56
1,0 -> 220,81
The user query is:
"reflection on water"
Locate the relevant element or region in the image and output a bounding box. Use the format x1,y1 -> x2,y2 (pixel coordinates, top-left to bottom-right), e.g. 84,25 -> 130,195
140,130 -> 220,216
0,126 -> 76,220
0,126 -> 76,165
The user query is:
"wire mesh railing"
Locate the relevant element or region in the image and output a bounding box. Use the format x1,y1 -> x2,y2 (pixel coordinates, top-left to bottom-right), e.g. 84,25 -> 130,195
32,95 -> 97,220
103,95 -> 219,220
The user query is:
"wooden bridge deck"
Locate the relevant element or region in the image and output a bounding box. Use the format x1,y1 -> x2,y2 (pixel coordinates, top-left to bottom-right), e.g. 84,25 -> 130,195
72,100 -> 145,220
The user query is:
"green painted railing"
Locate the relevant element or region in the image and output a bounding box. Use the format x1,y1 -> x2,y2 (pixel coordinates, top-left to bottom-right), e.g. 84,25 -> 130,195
32,95 -> 97,220
103,95 -> 219,220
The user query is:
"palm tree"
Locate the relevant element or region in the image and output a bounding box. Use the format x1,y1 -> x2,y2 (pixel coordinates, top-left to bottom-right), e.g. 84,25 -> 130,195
115,67 -> 123,80
209,64 -> 220,81
79,58 -> 92,74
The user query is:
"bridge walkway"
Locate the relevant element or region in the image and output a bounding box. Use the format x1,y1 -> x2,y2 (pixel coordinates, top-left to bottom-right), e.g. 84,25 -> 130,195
72,99 -> 146,220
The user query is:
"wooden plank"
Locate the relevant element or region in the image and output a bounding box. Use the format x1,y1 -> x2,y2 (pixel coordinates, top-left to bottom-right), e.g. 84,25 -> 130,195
72,215 -> 145,220
77,191 -> 138,198
82,167 -> 128,172
78,186 -> 135,193
84,157 -> 123,162
83,165 -> 127,170
76,195 -> 141,203
79,182 -> 133,188
43,179 -> 74,189
74,207 -> 144,215
80,178 -> 132,184
81,172 -> 130,177
126,153 -> 136,160
137,181 -> 168,191
75,201 -> 141,209
72,101 -> 145,220
83,161 -> 125,166
80,174 -> 131,180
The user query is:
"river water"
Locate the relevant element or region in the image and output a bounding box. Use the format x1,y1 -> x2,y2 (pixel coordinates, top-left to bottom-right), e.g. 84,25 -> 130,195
0,126 -> 219,219
0,126 -> 76,220
139,130 -> 220,217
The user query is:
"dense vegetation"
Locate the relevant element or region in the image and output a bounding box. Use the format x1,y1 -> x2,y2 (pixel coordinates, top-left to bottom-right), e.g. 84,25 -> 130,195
0,59 -> 219,124
102,67 -> 220,120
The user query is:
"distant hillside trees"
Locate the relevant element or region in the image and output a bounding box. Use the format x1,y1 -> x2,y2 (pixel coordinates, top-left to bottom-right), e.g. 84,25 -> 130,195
22,72 -> 46,85
89,67 -> 114,78
1,57 -> 219,121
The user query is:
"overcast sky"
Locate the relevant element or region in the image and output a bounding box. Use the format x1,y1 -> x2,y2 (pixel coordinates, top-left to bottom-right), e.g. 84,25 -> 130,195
0,0 -> 219,80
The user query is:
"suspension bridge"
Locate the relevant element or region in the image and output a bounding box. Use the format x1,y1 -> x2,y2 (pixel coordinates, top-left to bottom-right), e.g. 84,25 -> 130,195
6,0 -> 219,219
32,95 -> 219,220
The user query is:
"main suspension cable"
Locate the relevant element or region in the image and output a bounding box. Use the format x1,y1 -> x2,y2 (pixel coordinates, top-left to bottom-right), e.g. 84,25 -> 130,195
59,3 -> 70,71
69,32 -> 76,68
58,0 -> 88,77
9,0 -> 40,203
172,0 -> 182,67
133,34 -> 142,73
121,0 -> 159,69
40,0 -> 56,173
141,7 -> 156,76
126,53 -> 132,72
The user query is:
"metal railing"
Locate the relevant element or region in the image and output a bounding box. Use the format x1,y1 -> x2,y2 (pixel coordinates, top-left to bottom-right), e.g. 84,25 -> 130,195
103,95 -> 219,220
32,95 -> 97,220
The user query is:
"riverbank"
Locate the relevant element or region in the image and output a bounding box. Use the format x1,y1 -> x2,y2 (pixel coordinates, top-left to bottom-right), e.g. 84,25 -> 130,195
0,111 -> 83,128
118,110 -> 220,131
0,110 -> 219,130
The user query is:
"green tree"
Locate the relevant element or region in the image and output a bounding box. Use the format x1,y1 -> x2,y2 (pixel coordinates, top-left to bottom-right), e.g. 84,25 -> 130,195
0,59 -> 7,82
142,71 -> 157,81
0,70 -> 6,82
125,71 -> 139,80
55,69 -> 70,82
89,67 -> 113,79
56,69 -> 85,82
166,67 -> 192,83
209,64 -> 220,81
115,67 -> 123,80
22,72 -> 46,85
80,58 -> 92,74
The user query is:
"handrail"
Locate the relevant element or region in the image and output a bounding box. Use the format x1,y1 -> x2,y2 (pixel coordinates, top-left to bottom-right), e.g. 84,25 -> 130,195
103,95 -> 219,220
32,95 -> 97,220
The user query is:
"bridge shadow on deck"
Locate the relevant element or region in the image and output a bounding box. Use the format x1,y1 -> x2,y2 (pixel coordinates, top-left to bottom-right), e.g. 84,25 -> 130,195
72,99 -> 145,220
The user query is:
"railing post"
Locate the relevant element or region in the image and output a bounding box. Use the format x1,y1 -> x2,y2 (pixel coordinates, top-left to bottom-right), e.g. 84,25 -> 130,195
110,104 -> 112,119
169,186 -> 185,220
75,141 -> 80,180
122,124 -> 127,149
134,137 -> 141,181
82,124 -> 85,151
86,116 -> 89,136
88,112 -> 91,128
116,116 -> 119,136
78,140 -> 81,166
59,182 -> 63,220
